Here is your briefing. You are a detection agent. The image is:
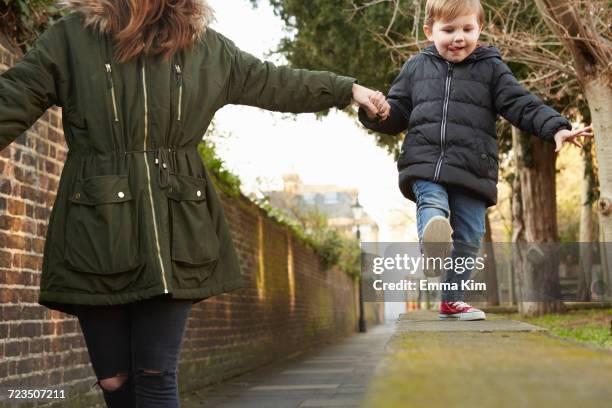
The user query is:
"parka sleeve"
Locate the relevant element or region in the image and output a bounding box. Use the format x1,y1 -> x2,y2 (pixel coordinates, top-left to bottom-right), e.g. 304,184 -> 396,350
358,59 -> 413,135
0,22 -> 65,152
491,59 -> 571,143
225,42 -> 356,113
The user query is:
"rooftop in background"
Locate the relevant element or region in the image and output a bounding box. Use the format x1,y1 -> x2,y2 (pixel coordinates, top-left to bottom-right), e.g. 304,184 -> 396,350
265,173 -> 379,242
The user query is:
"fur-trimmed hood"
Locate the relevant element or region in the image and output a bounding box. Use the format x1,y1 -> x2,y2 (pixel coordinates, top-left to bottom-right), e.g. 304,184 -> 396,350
57,0 -> 215,38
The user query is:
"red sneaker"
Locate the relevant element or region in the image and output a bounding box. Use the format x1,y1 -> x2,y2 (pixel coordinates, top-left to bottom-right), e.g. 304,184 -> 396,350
439,301 -> 486,321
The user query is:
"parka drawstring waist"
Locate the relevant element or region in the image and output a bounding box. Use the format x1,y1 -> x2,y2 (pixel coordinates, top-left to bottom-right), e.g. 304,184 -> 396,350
124,147 -> 177,189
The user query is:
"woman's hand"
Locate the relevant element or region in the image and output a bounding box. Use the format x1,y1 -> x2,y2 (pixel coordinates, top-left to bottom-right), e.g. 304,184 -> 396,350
352,84 -> 386,120
554,125 -> 594,152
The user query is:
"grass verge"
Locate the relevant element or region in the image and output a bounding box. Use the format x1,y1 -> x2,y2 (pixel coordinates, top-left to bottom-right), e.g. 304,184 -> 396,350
510,308 -> 612,349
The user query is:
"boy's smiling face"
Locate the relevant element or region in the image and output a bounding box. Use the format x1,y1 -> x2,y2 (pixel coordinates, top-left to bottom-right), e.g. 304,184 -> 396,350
424,13 -> 482,63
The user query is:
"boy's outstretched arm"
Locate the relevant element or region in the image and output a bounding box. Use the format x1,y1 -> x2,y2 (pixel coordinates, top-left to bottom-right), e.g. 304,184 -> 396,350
491,59 -> 572,143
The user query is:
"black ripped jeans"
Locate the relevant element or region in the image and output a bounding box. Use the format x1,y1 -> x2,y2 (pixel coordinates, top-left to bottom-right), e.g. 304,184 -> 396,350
73,294 -> 193,407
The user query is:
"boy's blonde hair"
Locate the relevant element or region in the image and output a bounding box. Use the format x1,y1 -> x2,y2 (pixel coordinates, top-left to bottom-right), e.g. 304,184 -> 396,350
424,0 -> 485,27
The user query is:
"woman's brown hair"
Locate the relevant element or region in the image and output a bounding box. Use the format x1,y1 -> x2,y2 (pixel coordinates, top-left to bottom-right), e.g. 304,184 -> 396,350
62,0 -> 214,63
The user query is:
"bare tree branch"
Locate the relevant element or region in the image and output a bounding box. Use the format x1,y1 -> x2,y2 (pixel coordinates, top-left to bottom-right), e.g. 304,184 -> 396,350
349,0 -> 392,15
385,0 -> 400,37
350,0 -> 610,102
534,0 -> 612,82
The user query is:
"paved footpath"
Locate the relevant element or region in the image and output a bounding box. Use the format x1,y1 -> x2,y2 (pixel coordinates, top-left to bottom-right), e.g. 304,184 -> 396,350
181,311 -> 612,408
363,311 -> 612,408
181,322 -> 396,408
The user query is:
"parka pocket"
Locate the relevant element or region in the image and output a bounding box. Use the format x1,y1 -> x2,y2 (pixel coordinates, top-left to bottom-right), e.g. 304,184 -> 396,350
166,173 -> 220,272
64,174 -> 142,274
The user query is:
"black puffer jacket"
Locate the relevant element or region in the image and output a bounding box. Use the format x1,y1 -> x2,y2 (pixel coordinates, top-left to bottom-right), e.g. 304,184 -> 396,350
359,44 -> 571,207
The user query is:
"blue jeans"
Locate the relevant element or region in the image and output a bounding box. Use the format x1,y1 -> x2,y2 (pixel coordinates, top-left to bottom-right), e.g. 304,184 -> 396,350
74,294 -> 192,407
411,179 -> 487,302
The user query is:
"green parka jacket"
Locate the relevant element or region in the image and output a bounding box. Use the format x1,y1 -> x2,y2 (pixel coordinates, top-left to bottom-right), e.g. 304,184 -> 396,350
0,10 -> 356,316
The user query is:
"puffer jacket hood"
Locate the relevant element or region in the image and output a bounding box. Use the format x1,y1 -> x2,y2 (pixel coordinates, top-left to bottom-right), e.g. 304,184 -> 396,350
1,10 -> 356,315
359,42 -> 571,207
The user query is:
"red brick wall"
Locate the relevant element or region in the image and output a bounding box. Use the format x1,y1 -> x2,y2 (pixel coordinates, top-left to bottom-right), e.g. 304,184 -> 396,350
180,195 -> 364,389
0,42 -> 78,398
0,42 -> 377,406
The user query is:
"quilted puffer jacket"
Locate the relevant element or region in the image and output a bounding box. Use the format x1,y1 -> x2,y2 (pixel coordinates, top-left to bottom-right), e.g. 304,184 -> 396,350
359,44 -> 571,207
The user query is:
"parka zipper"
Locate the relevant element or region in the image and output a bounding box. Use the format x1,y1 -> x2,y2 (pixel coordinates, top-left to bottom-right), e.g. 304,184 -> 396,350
174,64 -> 183,122
142,59 -> 169,294
105,64 -> 120,122
433,61 -> 454,182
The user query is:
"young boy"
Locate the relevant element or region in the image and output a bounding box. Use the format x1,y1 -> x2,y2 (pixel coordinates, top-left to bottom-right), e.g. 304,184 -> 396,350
359,0 -> 592,320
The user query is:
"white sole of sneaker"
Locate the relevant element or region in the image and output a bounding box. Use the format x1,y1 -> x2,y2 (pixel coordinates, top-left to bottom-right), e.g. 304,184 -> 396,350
438,311 -> 486,321
422,216 -> 452,278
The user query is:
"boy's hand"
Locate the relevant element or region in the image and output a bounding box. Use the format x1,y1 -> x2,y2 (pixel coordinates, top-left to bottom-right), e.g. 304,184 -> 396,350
554,125 -> 594,152
369,91 -> 391,121
352,84 -> 380,119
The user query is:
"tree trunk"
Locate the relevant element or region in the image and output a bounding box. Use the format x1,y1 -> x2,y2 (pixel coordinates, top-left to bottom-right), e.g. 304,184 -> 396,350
534,0 -> 612,239
483,211 -> 499,306
584,81 -> 612,289
577,153 -> 594,301
512,127 -> 566,316
533,0 -> 612,307
511,143 -> 523,307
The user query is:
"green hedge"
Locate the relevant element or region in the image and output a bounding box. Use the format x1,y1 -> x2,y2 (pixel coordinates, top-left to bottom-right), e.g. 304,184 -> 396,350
0,0 -> 65,50
198,137 -> 360,279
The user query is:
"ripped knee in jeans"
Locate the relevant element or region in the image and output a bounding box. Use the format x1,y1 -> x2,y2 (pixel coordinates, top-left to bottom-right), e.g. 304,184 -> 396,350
136,368 -> 177,380
135,368 -> 177,392
96,372 -> 130,392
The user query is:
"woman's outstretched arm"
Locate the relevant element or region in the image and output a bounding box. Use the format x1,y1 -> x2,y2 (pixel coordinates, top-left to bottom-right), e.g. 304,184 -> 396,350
223,36 -> 377,114
0,22 -> 65,152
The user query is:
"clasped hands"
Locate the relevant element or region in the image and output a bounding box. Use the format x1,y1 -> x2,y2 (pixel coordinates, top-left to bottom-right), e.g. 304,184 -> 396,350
352,84 -> 391,121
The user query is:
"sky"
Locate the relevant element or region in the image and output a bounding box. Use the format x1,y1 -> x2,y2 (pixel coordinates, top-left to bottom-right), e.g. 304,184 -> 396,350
206,0 -> 416,241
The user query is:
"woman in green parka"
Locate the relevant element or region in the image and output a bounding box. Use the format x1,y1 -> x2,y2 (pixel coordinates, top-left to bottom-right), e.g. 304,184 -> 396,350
0,0 -> 383,406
